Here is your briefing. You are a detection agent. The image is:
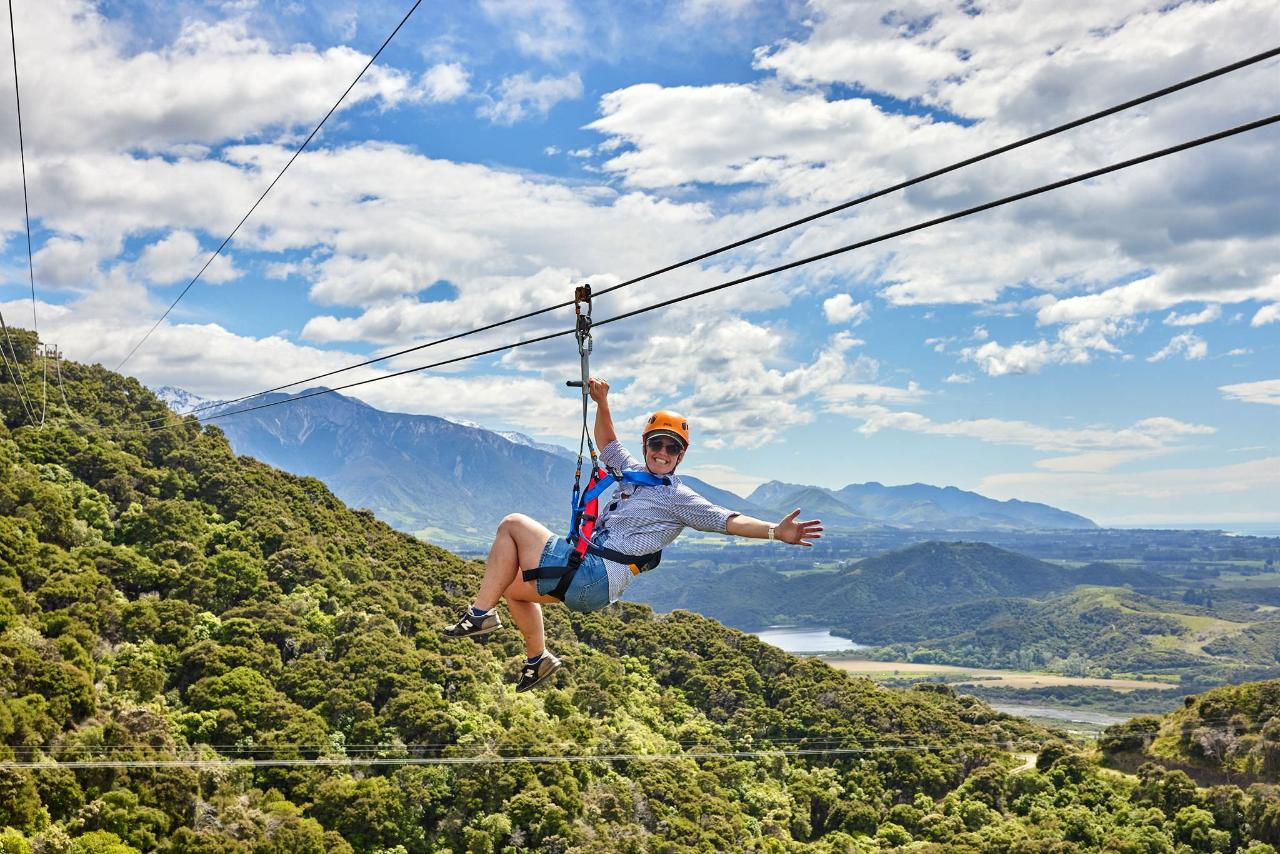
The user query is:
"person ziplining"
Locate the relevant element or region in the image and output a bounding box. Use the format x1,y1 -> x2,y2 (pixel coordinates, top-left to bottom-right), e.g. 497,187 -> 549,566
444,286 -> 823,692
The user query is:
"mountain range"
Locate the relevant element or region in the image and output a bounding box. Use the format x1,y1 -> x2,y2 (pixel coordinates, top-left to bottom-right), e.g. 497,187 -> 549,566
155,386 -> 1095,546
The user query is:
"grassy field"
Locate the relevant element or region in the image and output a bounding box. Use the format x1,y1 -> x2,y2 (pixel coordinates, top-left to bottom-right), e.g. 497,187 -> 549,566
826,659 -> 1178,691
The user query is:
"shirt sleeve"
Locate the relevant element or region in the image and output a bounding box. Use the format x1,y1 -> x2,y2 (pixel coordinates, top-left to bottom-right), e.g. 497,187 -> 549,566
669,484 -> 738,534
600,439 -> 644,472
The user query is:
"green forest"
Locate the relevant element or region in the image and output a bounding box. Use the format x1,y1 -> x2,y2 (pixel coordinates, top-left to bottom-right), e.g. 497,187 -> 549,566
0,336 -> 1278,852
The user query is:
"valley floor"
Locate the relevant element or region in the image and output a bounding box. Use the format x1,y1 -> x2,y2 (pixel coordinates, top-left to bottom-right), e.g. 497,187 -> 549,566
825,658 -> 1179,691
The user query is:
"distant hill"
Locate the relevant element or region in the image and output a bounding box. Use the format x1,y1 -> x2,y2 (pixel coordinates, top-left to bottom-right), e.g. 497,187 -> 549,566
159,387 -> 1096,545
750,479 -> 1096,531
190,388 -> 770,547
861,586 -> 1271,680
629,540 -> 1080,630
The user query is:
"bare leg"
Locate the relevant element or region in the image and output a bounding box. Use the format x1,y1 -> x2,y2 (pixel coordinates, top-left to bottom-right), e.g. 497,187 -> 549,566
474,514 -> 557,609
469,514 -> 564,659
504,597 -> 546,659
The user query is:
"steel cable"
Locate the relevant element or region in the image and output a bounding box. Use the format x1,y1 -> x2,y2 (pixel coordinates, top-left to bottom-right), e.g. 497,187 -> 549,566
150,47 -> 1280,423
131,113 -> 1279,434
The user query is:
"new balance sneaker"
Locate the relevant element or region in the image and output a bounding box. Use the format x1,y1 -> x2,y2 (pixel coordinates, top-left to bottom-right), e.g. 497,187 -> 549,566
442,608 -> 502,639
515,651 -> 563,692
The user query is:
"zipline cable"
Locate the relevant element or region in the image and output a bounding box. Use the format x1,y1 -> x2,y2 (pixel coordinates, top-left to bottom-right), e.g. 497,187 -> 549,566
592,45 -> 1280,300
3,0 -> 43,427
7,0 -> 35,336
150,46 -> 1280,424
133,113 -> 1279,434
4,712 -> 1262,759
592,114 -> 1280,331
113,0 -> 427,373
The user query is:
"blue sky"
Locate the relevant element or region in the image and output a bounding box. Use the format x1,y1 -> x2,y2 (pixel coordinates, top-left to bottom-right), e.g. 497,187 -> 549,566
1,0 -> 1277,528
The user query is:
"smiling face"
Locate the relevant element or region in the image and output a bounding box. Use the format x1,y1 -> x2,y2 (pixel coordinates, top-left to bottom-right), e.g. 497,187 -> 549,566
644,435 -> 686,475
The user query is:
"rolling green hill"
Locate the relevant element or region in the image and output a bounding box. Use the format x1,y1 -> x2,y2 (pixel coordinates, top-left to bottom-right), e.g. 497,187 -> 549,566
1100,680 -> 1280,784
0,340 -> 1277,852
631,540 -> 1080,630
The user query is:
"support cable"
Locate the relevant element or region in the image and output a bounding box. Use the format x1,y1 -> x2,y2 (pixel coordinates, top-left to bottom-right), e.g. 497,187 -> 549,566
0,309 -> 34,424
0,740 -> 1029,770
113,0 -> 427,373
132,113 -> 1278,434
152,46 -> 1280,424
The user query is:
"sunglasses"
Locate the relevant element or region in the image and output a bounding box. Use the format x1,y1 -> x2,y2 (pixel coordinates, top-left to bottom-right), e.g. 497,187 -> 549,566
646,437 -> 685,455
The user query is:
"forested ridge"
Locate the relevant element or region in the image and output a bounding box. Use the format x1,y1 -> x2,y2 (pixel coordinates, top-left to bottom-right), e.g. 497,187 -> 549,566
0,337 -> 1277,852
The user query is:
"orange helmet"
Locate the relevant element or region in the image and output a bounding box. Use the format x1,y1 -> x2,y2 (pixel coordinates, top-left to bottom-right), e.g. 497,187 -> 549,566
643,410 -> 690,449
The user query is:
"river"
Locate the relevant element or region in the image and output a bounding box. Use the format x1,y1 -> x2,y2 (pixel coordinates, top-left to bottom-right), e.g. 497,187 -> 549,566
751,626 -> 1132,731
753,627 -> 868,654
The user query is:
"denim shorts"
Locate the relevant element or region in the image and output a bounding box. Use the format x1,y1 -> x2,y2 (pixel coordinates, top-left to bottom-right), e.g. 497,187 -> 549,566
536,536 -> 612,613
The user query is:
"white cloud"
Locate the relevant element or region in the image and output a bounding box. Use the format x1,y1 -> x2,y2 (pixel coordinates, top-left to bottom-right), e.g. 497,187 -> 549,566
823,380 -> 924,407
844,406 -> 1214,456
822,293 -> 869,325
478,71 -> 584,124
0,2 -> 412,155
978,457 -> 1280,524
1219,378 -> 1280,406
135,231 -> 238,285
1164,304 -> 1221,326
1147,331 -> 1207,363
583,0 -> 1279,327
944,373 -> 973,384
1253,303 -> 1280,326
754,0 -> 1277,126
479,0 -> 584,61
1034,449 -> 1176,474
419,62 -> 470,102
31,236 -> 112,290
678,462 -> 769,496
962,317 -> 1144,376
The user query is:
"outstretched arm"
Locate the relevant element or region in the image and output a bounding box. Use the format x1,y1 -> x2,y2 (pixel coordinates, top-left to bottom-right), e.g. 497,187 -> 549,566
726,509 -> 823,547
589,377 -> 617,448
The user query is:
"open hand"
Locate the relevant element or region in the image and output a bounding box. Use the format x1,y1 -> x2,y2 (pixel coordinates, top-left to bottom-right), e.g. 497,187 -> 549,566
777,509 -> 823,547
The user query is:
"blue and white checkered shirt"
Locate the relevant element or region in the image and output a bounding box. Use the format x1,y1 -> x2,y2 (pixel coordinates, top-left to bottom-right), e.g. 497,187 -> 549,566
593,440 -> 738,602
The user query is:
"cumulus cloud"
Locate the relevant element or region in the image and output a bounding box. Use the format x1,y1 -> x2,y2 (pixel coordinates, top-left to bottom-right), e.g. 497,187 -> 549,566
1164,304 -> 1221,326
961,317 -> 1142,376
135,231 -> 238,285
583,0 -> 1279,335
418,62 -> 470,102
478,71 -> 584,124
1219,378 -> 1280,406
1254,303 -> 1280,326
1147,331 -> 1207,363
846,407 -> 1214,456
822,293 -> 869,325
0,1 -> 412,155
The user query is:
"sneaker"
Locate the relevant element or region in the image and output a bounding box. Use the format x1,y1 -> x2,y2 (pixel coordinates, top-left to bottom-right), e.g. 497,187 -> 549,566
516,651 -> 563,692
442,608 -> 502,639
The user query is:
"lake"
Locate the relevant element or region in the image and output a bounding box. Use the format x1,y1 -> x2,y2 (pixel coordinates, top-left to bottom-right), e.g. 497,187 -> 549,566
753,627 -> 868,654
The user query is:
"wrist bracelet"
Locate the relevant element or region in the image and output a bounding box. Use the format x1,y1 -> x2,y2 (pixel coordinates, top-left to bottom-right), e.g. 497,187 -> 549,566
768,526 -> 775,542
